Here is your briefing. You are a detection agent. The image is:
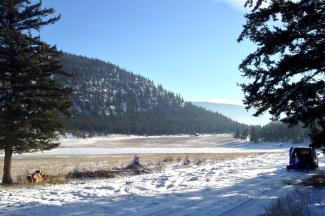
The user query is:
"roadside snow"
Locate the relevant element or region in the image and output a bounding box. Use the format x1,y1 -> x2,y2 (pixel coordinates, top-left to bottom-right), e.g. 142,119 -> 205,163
1,153 -> 324,215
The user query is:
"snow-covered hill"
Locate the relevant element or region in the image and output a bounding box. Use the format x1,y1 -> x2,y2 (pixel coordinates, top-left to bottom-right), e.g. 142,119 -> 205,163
58,54 -> 247,135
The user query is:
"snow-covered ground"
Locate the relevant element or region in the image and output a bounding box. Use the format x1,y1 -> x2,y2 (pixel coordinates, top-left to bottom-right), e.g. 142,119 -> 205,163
1,150 -> 324,215
17,134 -> 294,156
19,145 -> 288,156
0,134 -> 299,157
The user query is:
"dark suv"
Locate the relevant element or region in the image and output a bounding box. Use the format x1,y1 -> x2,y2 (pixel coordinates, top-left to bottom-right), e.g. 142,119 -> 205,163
287,147 -> 319,171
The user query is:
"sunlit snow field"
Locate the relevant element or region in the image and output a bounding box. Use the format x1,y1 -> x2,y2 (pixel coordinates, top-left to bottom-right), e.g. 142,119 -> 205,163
1,134 -> 324,216
16,134 -> 293,156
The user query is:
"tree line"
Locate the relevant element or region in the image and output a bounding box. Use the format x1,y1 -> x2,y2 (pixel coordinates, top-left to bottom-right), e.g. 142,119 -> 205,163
234,122 -> 309,144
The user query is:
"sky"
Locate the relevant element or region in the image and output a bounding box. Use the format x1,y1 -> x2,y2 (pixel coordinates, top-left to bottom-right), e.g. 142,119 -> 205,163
41,0 -> 254,105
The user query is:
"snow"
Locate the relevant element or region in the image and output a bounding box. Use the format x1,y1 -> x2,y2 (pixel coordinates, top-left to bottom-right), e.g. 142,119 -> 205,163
1,136 -> 324,215
16,138 -> 293,156
1,150 -> 324,215
20,146 -> 287,156
121,102 -> 127,112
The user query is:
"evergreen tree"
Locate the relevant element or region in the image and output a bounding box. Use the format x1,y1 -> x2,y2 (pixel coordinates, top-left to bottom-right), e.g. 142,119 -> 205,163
258,121 -> 308,143
0,0 -> 72,184
242,128 -> 249,140
250,126 -> 259,142
238,0 -> 325,147
234,128 -> 241,139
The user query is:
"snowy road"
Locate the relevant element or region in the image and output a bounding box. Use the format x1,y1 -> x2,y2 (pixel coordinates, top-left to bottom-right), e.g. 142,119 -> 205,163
1,152 -> 324,216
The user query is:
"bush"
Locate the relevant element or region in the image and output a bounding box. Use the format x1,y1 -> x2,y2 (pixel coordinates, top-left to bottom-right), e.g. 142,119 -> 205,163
183,155 -> 190,165
126,155 -> 142,169
264,191 -> 311,216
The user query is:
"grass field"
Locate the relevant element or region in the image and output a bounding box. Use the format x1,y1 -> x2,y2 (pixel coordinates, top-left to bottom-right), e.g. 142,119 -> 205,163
0,134 -> 261,182
0,152 -> 263,182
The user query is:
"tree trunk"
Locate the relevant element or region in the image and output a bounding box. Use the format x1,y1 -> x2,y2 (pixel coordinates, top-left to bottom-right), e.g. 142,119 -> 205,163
2,147 -> 13,184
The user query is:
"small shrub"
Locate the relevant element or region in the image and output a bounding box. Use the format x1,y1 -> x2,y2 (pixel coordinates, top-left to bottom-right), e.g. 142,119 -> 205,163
125,155 -> 151,174
127,155 -> 142,169
183,155 -> 190,166
264,190 -> 310,216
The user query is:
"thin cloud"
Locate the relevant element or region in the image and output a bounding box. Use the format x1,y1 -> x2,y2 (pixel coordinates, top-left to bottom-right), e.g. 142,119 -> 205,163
192,98 -> 244,106
207,98 -> 244,106
213,0 -> 299,11
212,0 -> 247,11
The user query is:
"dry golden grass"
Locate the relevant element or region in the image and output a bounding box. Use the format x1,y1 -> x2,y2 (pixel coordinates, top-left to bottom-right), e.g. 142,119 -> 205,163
0,152 -> 264,184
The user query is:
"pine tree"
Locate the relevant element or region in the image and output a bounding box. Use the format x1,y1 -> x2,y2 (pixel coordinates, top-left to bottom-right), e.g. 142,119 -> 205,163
250,127 -> 259,142
0,0 -> 72,184
234,128 -> 241,139
242,128 -> 249,140
238,0 -> 325,147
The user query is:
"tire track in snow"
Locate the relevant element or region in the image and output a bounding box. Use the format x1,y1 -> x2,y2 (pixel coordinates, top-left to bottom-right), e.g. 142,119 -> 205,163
136,156 -> 294,216
143,169 -> 298,216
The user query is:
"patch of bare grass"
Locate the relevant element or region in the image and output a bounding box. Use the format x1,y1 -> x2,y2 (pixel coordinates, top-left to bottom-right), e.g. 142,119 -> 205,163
11,156 -> 151,185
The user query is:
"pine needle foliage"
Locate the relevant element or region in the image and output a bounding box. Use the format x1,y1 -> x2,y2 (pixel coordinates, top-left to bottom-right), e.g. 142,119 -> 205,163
0,0 -> 72,184
238,0 -> 325,147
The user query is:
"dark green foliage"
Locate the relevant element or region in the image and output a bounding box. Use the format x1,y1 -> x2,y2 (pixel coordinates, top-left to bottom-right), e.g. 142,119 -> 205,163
0,0 -> 72,183
310,126 -> 325,147
258,122 -> 308,143
238,0 -> 325,147
234,122 -> 308,143
234,128 -> 241,139
59,54 -> 245,135
241,128 -> 249,140
250,126 -> 259,142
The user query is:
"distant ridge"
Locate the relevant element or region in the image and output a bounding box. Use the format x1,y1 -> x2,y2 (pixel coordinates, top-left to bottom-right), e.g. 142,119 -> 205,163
192,101 -> 270,126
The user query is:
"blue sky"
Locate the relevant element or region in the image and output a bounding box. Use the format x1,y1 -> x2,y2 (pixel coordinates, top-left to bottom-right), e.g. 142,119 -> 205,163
42,0 -> 254,105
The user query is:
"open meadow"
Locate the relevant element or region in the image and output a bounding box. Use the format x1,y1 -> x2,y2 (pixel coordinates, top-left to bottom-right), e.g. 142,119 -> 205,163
1,134 -> 324,216
1,134 -> 254,179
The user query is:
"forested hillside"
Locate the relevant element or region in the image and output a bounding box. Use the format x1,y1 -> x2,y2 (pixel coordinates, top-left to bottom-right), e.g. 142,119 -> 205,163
59,54 -> 246,135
